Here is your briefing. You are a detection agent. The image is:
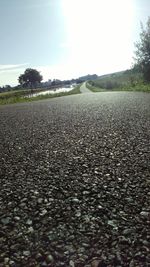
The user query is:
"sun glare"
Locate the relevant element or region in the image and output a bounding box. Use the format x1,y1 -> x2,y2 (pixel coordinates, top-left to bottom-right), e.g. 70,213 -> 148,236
62,0 -> 135,74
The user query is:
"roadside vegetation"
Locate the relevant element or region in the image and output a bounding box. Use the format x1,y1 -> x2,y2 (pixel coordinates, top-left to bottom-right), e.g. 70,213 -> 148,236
86,70 -> 150,92
0,85 -> 81,105
86,81 -> 107,92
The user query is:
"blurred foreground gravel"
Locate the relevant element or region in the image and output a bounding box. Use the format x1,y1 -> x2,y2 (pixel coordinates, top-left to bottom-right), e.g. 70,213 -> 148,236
0,92 -> 150,267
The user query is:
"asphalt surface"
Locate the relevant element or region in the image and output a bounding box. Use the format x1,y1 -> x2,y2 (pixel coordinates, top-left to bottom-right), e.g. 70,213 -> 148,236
0,92 -> 150,267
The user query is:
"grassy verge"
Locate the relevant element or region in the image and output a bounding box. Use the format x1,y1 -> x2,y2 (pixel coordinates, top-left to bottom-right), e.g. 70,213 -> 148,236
119,83 -> 150,92
86,82 -> 107,92
0,85 -> 81,105
86,81 -> 150,93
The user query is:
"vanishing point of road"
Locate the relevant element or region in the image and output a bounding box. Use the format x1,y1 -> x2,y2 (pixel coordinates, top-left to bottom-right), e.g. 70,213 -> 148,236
0,89 -> 150,266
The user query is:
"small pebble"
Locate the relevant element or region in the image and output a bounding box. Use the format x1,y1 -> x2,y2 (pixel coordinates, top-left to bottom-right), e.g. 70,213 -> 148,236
26,219 -> 32,225
14,216 -> 20,221
140,211 -> 149,217
46,254 -> 54,263
23,251 -> 30,257
69,260 -> 75,267
37,198 -> 43,204
1,217 -> 10,225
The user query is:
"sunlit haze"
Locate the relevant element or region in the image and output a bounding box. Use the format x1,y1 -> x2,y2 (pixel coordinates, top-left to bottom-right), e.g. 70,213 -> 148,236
0,0 -> 149,86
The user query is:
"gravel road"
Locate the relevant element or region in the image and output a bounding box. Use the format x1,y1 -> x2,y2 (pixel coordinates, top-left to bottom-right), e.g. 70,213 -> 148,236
0,92 -> 150,267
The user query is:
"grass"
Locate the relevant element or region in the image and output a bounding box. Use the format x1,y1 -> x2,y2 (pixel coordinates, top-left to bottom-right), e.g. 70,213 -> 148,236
120,83 -> 150,92
0,85 -> 81,105
99,71 -> 142,84
87,81 -> 150,93
86,82 -> 107,92
86,70 -> 150,92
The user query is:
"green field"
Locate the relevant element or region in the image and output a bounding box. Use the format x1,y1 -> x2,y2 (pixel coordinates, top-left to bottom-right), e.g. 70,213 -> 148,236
0,85 -> 81,105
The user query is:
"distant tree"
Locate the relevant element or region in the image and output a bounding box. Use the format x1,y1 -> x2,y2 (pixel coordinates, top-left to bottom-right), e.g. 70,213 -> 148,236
76,79 -> 83,84
0,85 -> 12,92
51,79 -> 62,86
63,80 -> 71,85
18,68 -> 43,88
134,17 -> 150,82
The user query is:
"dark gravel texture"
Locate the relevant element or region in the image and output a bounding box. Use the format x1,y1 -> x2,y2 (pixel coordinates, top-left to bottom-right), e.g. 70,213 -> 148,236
0,92 -> 150,267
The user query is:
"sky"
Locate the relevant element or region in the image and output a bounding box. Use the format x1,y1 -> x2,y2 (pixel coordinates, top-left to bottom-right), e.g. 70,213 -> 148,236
0,0 -> 149,86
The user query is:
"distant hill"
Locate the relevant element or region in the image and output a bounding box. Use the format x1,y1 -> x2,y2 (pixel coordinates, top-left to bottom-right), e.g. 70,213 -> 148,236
97,70 -> 125,79
78,74 -> 98,81
97,69 -> 142,82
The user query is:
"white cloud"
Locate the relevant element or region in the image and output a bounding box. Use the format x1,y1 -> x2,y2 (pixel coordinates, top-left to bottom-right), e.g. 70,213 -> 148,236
0,63 -> 29,73
0,64 -> 29,86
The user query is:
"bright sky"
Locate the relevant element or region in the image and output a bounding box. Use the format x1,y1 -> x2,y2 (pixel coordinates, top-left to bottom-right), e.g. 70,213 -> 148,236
0,0 -> 149,86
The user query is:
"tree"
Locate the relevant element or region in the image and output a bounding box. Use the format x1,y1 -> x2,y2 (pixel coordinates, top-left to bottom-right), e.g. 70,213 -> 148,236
18,68 -> 43,88
134,17 -> 150,82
